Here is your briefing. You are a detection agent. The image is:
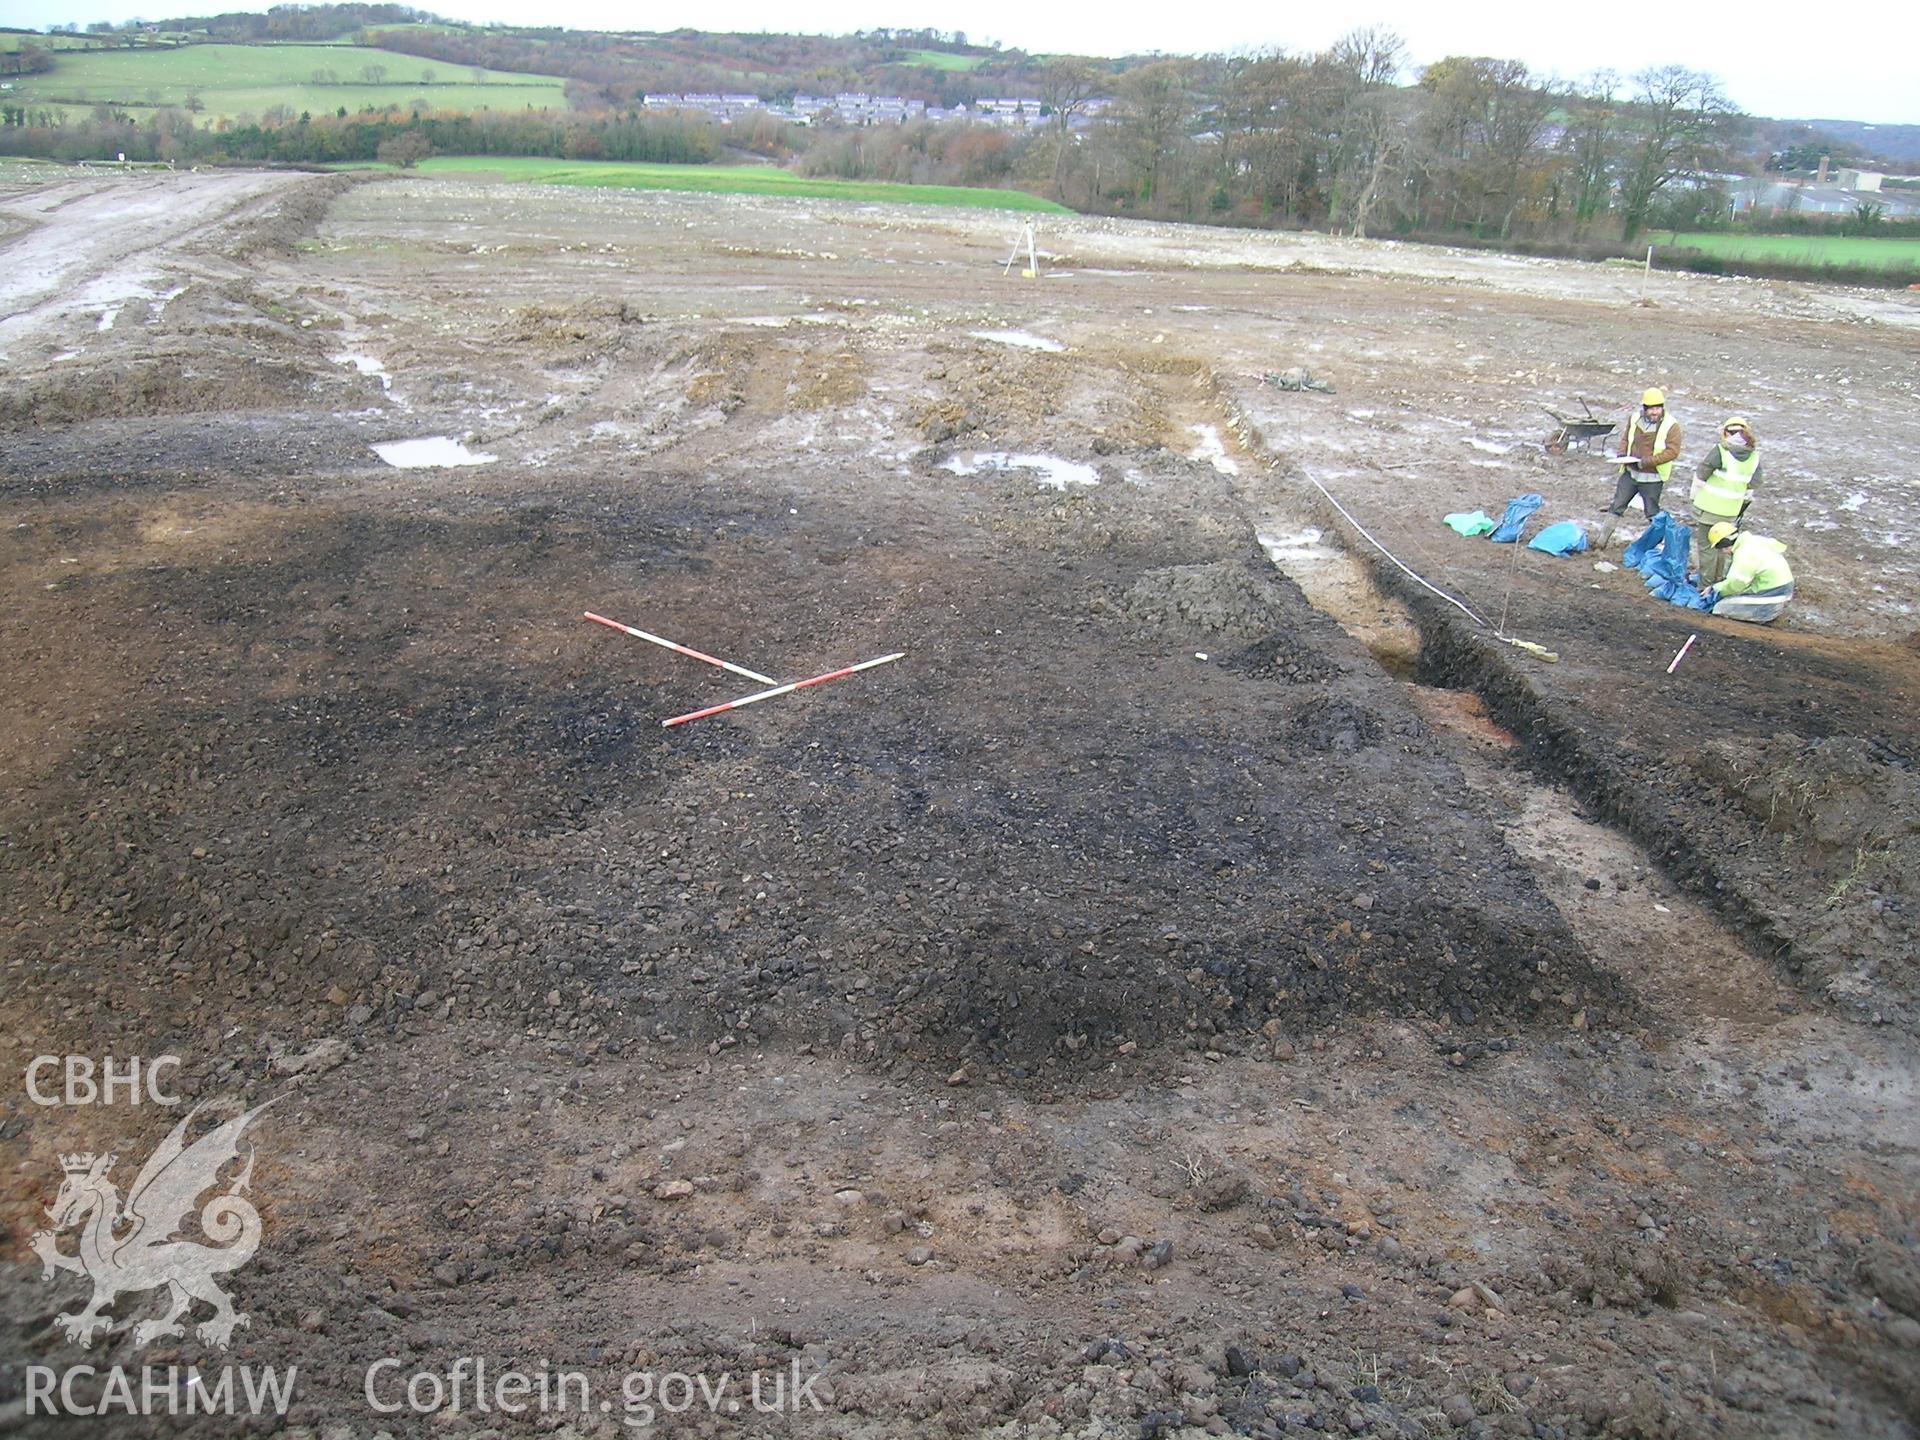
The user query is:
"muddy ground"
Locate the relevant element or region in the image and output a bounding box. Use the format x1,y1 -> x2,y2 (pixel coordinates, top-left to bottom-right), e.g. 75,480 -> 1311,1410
1,164 -> 1918,1439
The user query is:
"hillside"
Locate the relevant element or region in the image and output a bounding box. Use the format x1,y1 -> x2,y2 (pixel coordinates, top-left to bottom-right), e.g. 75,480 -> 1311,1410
1791,119 -> 1920,166
3,40 -> 567,123
15,10 -> 1056,112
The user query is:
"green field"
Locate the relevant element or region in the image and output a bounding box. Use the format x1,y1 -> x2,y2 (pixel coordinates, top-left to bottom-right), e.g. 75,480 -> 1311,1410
1658,231 -> 1920,271
410,155 -> 1072,212
1,33 -> 116,53
900,49 -> 987,71
4,42 -> 568,122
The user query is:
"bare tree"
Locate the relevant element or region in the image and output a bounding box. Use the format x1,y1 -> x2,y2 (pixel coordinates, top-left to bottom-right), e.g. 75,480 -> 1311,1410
1321,28 -> 1407,234
1037,57 -> 1100,137
1615,66 -> 1738,241
1113,60 -> 1197,206
1419,57 -> 1557,237
1035,57 -> 1101,193
1554,72 -> 1619,235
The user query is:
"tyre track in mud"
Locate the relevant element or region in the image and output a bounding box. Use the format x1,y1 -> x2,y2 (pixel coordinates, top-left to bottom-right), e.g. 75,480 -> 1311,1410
0,169 -> 314,359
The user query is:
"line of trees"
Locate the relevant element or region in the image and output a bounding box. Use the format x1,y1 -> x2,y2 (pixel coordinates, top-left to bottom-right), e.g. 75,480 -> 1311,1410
6,16 -> 1861,249
71,5 -> 429,42
0,105 -> 723,167
1022,37 -> 1743,243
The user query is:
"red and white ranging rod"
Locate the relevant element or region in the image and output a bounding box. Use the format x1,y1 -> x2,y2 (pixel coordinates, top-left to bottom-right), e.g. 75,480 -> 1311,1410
662,653 -> 905,728
583,611 -> 776,685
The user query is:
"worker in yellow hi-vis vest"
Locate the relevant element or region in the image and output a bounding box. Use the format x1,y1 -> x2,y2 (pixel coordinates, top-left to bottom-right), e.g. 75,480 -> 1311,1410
1690,416 -> 1762,587
1705,523 -> 1794,624
1601,387 -> 1683,533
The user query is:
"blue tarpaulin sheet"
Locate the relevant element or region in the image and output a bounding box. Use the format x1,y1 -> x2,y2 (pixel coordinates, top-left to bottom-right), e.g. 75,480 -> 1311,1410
1488,494 -> 1544,544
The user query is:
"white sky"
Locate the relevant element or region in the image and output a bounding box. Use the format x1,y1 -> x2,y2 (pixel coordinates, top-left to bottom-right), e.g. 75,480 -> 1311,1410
10,0 -> 1917,126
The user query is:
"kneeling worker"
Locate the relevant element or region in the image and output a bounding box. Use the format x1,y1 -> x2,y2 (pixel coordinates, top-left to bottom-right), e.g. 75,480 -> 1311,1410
1704,523 -> 1794,623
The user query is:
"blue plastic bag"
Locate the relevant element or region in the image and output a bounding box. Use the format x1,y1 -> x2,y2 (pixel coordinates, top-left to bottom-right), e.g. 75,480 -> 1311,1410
1621,514 -> 1709,608
1623,512 -> 1672,574
1488,494 -> 1544,544
1527,522 -> 1588,556
1650,526 -> 1711,608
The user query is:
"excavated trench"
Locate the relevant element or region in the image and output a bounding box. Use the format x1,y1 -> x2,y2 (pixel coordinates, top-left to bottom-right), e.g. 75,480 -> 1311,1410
1175,390 -> 1771,1018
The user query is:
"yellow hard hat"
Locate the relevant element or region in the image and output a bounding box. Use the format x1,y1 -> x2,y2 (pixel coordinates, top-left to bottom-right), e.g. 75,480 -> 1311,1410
1641,388 -> 1665,407
1708,522 -> 1737,548
1723,416 -> 1751,435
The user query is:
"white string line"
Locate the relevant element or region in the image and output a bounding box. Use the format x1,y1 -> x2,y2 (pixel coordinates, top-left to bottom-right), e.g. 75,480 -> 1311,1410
1299,466 -> 1494,632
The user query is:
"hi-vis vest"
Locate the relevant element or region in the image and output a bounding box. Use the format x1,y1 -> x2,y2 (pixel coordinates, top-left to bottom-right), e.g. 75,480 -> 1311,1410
1626,412 -> 1678,482
1694,445 -> 1757,518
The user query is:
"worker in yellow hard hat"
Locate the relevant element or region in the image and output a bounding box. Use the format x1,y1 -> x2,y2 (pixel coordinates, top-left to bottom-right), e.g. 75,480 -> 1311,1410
1600,387 -> 1683,540
1703,521 -> 1794,624
1690,416 -> 1762,586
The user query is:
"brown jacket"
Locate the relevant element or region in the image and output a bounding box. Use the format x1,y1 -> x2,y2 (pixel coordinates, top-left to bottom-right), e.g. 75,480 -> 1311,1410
1621,411 -> 1682,476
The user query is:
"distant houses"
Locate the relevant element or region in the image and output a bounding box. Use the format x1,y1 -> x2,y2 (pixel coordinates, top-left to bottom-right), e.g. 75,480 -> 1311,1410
640,90 -> 1108,130
1725,165 -> 1920,218
1729,181 -> 1920,218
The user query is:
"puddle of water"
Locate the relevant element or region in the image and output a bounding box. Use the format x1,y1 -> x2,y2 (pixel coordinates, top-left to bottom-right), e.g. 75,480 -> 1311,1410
148,284 -> 188,320
335,352 -> 392,391
1187,424 -> 1239,476
968,329 -> 1063,352
97,307 -> 118,332
1256,525 -> 1342,567
372,436 -> 497,469
941,451 -> 1098,490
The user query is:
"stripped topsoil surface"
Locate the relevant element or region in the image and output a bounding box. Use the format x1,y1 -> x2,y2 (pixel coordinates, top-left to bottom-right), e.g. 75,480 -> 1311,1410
1,166 -> 1917,1439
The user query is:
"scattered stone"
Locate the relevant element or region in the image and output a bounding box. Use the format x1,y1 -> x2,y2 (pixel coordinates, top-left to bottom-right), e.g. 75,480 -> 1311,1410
1195,1171 -> 1249,1212
906,1246 -> 933,1267
273,1037 -> 348,1077
1440,1393 -> 1477,1426
1143,1239 -> 1174,1270
652,1180 -> 694,1201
